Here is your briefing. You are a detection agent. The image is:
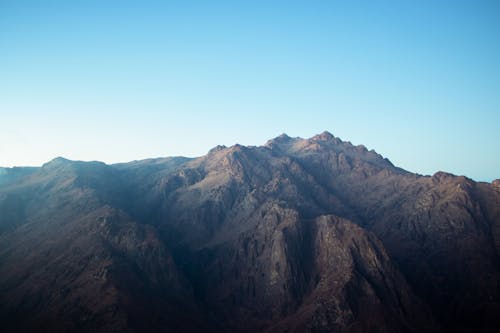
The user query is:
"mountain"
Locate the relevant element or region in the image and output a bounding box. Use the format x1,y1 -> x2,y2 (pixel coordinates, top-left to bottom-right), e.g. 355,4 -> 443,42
1,132 -> 499,332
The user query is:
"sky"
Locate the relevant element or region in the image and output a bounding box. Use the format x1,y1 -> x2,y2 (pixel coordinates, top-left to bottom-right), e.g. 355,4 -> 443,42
1,0 -> 499,181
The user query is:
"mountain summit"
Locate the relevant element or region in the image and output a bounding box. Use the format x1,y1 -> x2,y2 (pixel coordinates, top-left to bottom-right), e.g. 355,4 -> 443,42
1,132 -> 499,333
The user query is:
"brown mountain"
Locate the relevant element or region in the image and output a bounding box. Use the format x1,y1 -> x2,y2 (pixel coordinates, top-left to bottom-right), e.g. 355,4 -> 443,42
0,132 -> 499,332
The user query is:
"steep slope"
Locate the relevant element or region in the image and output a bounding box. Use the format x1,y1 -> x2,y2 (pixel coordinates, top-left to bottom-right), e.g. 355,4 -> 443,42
0,158 -> 214,332
191,206 -> 436,332
0,132 -> 499,332
268,135 -> 500,332
260,133 -> 500,332
137,136 -> 437,332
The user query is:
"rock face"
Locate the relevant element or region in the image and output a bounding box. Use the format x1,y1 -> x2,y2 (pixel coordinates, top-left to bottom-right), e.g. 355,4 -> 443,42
0,131 -> 499,332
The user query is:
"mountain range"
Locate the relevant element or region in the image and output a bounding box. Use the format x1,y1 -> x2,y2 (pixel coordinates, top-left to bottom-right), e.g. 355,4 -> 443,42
1,131 -> 499,332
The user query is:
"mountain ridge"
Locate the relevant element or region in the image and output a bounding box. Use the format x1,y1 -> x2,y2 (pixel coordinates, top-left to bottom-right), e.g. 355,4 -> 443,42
1,131 -> 494,183
1,131 -> 499,332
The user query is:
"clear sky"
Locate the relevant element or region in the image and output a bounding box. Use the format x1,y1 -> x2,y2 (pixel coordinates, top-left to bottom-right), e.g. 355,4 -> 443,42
1,1 -> 499,181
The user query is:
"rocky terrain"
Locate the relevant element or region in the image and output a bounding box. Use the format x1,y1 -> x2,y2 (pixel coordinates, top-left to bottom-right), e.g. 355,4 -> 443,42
1,131 -> 499,332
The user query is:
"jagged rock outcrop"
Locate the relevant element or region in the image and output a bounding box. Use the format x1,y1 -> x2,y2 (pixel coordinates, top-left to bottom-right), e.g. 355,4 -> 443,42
194,207 -> 436,332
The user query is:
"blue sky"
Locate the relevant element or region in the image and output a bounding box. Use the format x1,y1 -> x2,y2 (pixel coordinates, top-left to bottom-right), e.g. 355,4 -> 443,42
1,0 -> 499,181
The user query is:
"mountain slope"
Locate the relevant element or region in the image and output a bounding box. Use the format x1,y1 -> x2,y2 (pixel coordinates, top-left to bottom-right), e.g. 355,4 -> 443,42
0,158 -> 215,332
0,132 -> 499,332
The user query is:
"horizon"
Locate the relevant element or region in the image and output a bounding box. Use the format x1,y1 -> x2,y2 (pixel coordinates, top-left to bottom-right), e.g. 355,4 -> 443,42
1,1 -> 499,182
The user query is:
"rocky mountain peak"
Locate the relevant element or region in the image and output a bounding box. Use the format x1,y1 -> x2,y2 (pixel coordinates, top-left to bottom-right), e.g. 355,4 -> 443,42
229,143 -> 244,151
42,156 -> 72,168
274,133 -> 292,141
264,133 -> 297,147
311,130 -> 335,141
208,145 -> 227,154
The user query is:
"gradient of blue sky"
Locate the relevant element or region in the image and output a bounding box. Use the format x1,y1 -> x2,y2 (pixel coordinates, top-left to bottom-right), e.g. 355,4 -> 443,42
1,0 -> 499,181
